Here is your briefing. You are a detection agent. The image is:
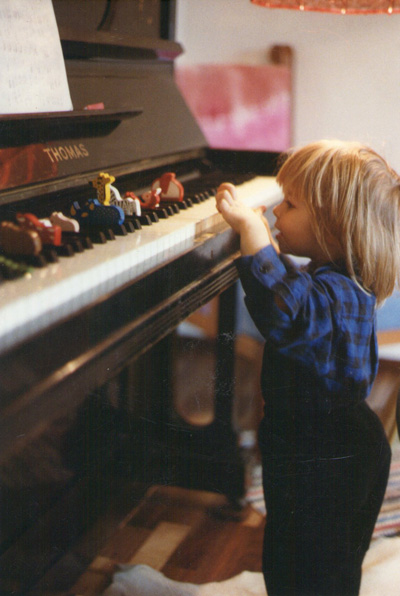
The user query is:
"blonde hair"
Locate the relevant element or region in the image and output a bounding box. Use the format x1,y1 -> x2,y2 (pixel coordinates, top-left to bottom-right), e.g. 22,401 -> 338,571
276,140 -> 400,304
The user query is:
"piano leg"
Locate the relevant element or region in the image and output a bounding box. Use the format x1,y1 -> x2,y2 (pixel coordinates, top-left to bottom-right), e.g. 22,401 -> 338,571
115,286 -> 245,505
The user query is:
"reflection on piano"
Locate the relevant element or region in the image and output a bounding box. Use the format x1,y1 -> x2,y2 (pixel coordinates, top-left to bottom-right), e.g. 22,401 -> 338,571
0,1 -> 282,593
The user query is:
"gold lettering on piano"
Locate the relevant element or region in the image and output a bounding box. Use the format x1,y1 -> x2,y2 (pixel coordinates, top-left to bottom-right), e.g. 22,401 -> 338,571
43,143 -> 89,163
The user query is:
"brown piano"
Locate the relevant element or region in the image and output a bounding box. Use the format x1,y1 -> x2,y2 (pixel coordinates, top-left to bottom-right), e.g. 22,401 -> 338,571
0,2 -> 281,592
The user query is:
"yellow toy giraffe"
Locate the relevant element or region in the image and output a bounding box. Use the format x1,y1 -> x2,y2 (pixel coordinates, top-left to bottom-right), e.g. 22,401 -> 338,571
90,172 -> 115,205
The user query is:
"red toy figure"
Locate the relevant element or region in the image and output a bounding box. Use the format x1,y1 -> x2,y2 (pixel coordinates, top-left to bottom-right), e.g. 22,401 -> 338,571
0,221 -> 42,256
138,188 -> 161,210
151,172 -> 184,202
16,212 -> 62,246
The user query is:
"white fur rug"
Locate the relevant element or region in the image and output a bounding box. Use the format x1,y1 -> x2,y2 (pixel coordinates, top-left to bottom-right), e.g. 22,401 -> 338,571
102,536 -> 400,596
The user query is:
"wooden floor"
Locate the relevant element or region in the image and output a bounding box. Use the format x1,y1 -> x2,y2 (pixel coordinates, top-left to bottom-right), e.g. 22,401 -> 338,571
60,485 -> 264,595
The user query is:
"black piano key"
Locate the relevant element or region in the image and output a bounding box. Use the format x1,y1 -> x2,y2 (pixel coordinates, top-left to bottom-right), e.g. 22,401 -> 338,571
105,229 -> 116,241
125,217 -> 142,230
112,224 -> 128,236
81,235 -> 94,249
137,214 -> 153,226
156,208 -> 169,219
124,220 -> 137,233
63,233 -> 93,251
161,203 -> 180,214
29,253 -> 48,268
75,240 -> 86,253
88,230 -> 108,244
41,248 -> 59,263
149,211 -> 159,223
57,243 -> 76,257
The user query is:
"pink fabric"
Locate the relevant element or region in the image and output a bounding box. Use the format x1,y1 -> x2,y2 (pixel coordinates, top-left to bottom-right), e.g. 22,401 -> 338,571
175,64 -> 291,152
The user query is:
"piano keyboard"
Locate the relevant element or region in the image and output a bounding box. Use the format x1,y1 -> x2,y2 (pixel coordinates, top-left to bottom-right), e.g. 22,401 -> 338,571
0,176 -> 281,355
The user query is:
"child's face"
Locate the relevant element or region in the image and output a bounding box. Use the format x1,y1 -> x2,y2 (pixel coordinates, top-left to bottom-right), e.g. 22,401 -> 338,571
273,190 -> 330,263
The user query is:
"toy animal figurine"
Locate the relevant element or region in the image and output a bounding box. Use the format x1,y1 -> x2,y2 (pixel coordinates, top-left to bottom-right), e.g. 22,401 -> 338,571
70,199 -> 125,227
90,172 -> 115,205
0,221 -> 42,256
49,212 -> 80,233
109,184 -> 141,217
138,187 -> 161,210
91,172 -> 141,216
151,172 -> 184,202
16,212 -> 62,246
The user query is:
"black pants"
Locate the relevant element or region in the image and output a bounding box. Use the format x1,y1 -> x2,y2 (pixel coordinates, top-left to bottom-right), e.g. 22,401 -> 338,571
259,401 -> 391,596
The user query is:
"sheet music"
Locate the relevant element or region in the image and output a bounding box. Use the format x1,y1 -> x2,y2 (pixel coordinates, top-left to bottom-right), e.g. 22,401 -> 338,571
0,0 -> 72,114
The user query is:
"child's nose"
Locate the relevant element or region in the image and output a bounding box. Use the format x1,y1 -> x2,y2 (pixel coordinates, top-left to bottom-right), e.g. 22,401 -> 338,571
273,203 -> 280,217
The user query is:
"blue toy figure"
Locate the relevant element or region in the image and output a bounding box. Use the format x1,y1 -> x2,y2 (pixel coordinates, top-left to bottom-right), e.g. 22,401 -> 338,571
70,199 -> 125,228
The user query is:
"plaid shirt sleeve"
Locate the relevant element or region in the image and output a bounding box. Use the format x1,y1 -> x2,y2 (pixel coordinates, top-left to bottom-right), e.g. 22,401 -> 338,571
236,245 -> 378,397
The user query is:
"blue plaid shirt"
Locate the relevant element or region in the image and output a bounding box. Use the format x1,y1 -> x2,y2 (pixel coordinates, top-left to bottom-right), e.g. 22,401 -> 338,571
236,245 -> 378,414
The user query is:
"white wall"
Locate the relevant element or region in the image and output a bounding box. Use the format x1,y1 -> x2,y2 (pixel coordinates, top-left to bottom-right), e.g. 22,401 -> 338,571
176,0 -> 400,172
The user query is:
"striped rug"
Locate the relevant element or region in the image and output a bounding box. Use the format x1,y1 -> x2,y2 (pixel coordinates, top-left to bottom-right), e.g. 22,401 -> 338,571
245,443 -> 400,539
374,443 -> 400,538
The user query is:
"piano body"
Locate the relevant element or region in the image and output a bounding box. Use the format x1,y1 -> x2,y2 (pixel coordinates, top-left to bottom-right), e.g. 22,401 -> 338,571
0,2 -> 281,593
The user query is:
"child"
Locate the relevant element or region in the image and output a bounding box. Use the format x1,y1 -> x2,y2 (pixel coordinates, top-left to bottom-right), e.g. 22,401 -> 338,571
215,140 -> 400,596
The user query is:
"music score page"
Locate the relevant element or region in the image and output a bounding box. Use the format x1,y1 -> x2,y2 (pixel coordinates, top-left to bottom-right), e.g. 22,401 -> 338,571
0,0 -> 72,114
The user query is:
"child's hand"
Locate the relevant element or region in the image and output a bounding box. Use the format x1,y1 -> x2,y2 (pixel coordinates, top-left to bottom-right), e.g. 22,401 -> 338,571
216,183 -> 260,233
215,182 -> 274,256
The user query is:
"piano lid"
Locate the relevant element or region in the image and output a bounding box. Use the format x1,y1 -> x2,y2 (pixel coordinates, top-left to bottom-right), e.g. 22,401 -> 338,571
0,1 -> 207,206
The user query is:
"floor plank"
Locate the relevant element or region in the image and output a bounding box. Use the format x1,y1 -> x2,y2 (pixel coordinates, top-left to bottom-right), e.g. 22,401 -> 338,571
67,485 -> 264,595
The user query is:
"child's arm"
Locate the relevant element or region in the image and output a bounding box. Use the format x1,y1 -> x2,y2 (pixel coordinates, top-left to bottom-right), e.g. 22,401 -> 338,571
216,183 -> 288,313
216,182 -> 279,255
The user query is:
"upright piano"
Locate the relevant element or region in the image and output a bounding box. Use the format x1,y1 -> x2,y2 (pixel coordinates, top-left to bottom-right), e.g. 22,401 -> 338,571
0,2 -> 281,592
